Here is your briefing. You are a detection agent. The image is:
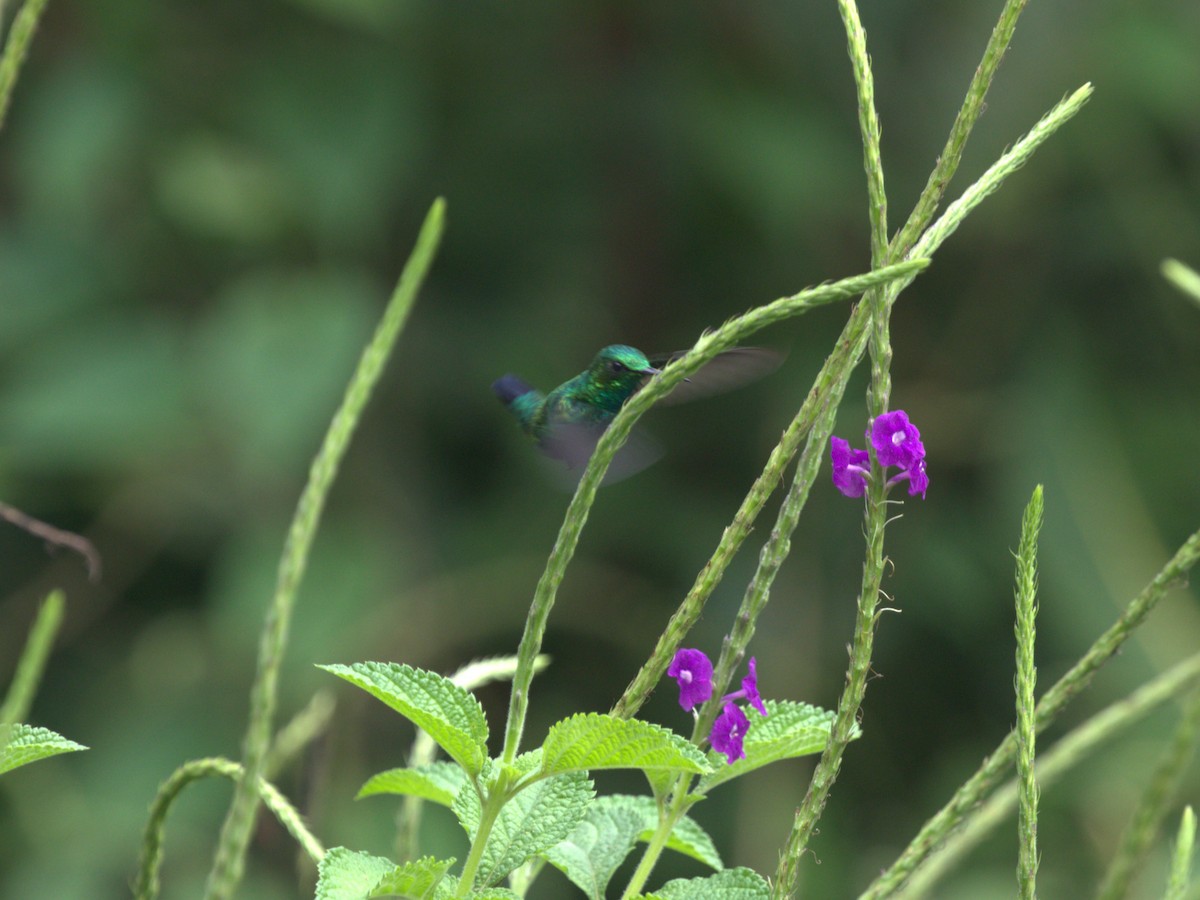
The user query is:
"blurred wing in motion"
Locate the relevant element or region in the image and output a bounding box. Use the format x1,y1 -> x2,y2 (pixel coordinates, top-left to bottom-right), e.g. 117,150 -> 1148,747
539,421 -> 664,488
650,346 -> 784,405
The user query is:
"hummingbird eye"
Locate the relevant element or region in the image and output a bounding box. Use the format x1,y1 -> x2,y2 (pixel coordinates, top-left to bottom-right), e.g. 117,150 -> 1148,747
607,359 -> 625,374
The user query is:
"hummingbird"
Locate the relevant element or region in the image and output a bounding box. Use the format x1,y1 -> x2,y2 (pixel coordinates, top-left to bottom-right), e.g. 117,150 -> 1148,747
492,343 -> 781,483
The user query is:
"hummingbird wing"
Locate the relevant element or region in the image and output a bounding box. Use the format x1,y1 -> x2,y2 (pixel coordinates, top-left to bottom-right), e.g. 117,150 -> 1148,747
539,421 -> 664,487
649,346 -> 784,405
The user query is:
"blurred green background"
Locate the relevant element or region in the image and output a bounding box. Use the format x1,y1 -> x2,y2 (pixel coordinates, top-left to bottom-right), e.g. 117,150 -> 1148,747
1,1 -> 1198,898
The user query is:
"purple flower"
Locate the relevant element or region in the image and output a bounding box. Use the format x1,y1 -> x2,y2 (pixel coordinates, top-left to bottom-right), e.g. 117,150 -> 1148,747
830,436 -> 870,498
668,648 -> 713,711
870,411 -> 925,469
721,656 -> 767,716
903,458 -> 929,498
710,703 -> 750,763
741,657 -> 767,715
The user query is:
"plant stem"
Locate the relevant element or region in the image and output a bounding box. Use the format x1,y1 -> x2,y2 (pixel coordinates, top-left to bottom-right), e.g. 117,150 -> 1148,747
620,789 -> 687,900
889,0 -> 1031,260
0,590 -> 64,742
895,654 -> 1200,899
1162,258 -> 1200,308
1014,486 -> 1044,900
1096,689 -> 1200,900
455,774 -> 510,897
137,757 -> 324,900
861,526 -> 1200,899
0,0 -> 50,134
1166,806 -> 1196,900
773,439 -> 891,897
203,199 -> 445,900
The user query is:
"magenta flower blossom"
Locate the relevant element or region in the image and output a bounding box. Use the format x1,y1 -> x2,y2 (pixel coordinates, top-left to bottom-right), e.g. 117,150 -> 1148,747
832,410 -> 928,500
888,456 -> 929,499
830,436 -> 870,498
668,648 -> 713,711
870,410 -> 925,469
710,703 -> 750,763
721,656 -> 767,716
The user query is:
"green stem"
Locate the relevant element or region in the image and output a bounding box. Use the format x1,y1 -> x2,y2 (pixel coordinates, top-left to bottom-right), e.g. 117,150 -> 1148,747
1162,259 -> 1200,308
620,783 -> 690,899
1096,689 -> 1200,900
0,590 -> 64,744
502,260 -> 929,764
773,446 -> 891,897
889,0 -> 1031,260
1166,806 -> 1196,900
895,654 -> 1200,899
1014,486 -> 1044,900
861,526 -> 1200,899
454,776 -> 510,897
136,757 -> 324,900
837,0 -> 887,267
0,0 -> 50,135
203,199 -> 445,900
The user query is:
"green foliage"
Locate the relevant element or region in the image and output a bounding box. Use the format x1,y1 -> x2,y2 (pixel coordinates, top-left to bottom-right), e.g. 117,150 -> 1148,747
0,723 -> 86,776
540,713 -> 711,778
314,849 -> 454,900
608,795 -> 722,871
452,766 -> 594,889
320,662 -> 489,777
634,866 -> 771,900
357,761 -> 468,806
540,799 -> 645,900
3,0 -> 1196,896
695,700 -> 842,794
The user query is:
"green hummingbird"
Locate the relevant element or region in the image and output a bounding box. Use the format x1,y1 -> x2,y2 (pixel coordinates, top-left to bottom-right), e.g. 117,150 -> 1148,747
493,343 -> 781,482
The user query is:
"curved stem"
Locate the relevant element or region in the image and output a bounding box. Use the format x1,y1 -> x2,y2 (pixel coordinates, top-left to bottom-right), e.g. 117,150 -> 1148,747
136,757 -> 324,900
203,199 -> 445,900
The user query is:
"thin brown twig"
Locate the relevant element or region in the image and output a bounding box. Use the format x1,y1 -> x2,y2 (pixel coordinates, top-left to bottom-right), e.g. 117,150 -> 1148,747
0,500 -> 101,581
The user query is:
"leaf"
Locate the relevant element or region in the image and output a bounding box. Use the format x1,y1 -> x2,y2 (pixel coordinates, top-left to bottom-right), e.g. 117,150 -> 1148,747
606,795 -> 722,871
696,700 -> 845,793
357,761 -> 468,806
433,878 -> 521,900
540,714 -> 710,777
635,866 -> 771,900
541,799 -> 645,900
314,849 -> 454,900
0,724 -> 87,776
320,663 -> 488,776
369,856 -> 457,899
453,768 -> 594,888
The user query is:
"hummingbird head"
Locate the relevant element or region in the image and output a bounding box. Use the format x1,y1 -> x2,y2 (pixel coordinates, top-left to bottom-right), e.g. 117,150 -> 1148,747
590,345 -> 659,390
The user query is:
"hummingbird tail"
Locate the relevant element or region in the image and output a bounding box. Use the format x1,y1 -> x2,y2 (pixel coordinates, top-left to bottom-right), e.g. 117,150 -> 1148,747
492,374 -> 535,406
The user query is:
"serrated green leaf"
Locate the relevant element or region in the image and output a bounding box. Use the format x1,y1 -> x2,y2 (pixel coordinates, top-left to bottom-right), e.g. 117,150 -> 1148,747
636,866 -> 770,900
315,849 -> 455,900
542,799 -> 644,900
453,769 -> 594,888
315,848 -> 397,899
320,662 -> 489,776
0,724 -> 87,776
696,700 -> 844,793
604,795 -> 722,871
541,714 -> 710,777
357,761 -> 467,806
369,856 -> 456,898
432,878 -> 520,900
